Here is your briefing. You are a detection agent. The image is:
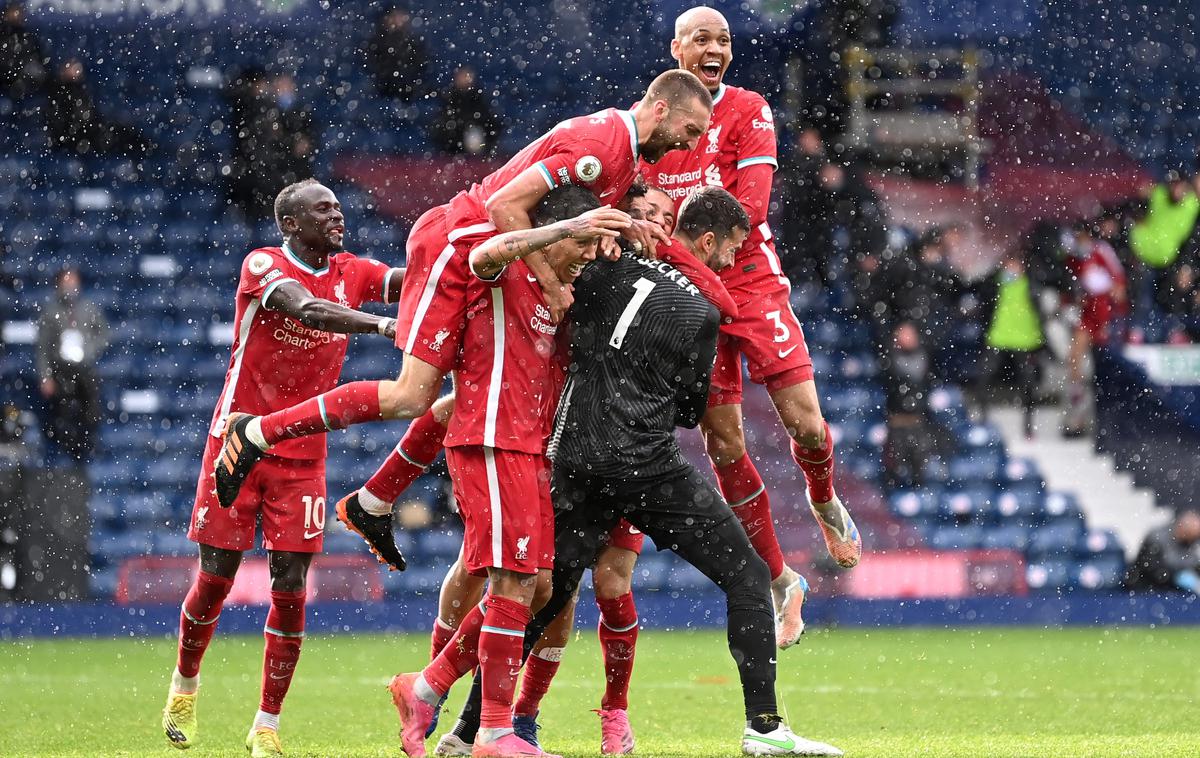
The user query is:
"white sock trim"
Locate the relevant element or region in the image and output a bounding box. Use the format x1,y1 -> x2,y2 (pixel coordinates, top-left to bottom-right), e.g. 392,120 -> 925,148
246,417 -> 269,451
357,487 -> 393,516
253,709 -> 280,731
171,668 -> 199,694
478,727 -> 515,744
414,673 -> 441,705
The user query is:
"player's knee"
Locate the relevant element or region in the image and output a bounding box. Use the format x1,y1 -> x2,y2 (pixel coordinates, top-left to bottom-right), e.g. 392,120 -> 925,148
593,564 -> 633,599
723,554 -> 772,614
703,426 -> 746,468
531,569 -> 554,613
269,562 -> 308,593
787,413 -> 826,450
378,379 -> 434,420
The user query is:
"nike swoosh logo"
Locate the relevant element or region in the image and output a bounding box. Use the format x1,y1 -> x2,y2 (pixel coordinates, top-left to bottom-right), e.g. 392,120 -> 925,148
745,734 -> 796,750
304,530 -> 323,539
779,345 -> 798,358
269,672 -> 290,680
600,189 -> 617,198
527,275 -> 538,283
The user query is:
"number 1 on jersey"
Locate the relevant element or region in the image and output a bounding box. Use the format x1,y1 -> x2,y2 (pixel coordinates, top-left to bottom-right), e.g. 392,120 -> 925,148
609,277 -> 656,349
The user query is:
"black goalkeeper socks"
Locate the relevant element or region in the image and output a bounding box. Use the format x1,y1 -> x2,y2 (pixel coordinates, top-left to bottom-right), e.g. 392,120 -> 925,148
749,713 -> 785,734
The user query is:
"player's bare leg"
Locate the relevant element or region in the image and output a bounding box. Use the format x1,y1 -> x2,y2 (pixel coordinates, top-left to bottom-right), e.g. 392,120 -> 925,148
592,546 -> 638,755
242,550 -> 314,757
701,404 -> 811,648
338,394 -> 457,571
216,354 -> 445,509
1063,325 -> 1091,436
768,379 -> 861,571
163,545 -> 240,749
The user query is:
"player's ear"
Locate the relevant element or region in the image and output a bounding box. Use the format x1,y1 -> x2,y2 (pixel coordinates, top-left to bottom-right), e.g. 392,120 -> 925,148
280,214 -> 298,235
670,37 -> 682,63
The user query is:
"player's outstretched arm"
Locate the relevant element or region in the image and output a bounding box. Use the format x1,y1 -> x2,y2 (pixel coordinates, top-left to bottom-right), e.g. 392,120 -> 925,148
470,207 -> 631,280
264,280 -> 397,339
485,165 -> 585,321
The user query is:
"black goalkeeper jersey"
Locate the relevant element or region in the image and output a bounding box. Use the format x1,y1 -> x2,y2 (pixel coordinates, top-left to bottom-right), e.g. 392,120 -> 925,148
548,252 -> 719,478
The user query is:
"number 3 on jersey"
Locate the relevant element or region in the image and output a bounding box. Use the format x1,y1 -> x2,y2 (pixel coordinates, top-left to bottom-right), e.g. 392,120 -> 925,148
609,278 -> 656,349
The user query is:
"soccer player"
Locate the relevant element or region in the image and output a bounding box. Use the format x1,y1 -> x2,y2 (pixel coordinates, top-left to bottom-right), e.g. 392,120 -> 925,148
646,6 -> 862,648
541,186 -> 842,755
386,187 -> 631,758
212,69 -> 713,513
161,179 -> 403,756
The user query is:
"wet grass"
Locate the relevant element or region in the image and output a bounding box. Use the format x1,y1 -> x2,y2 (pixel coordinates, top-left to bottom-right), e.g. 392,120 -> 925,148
1,626 -> 1198,756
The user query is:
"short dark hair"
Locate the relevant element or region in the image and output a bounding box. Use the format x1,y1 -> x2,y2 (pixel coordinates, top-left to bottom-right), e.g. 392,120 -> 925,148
645,69 -> 713,112
676,186 -> 749,241
532,184 -> 599,227
274,178 -> 321,234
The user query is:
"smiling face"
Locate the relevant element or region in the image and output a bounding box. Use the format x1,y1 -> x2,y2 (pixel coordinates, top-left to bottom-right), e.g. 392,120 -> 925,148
671,7 -> 733,92
544,236 -> 600,284
286,183 -> 346,254
641,96 -> 711,163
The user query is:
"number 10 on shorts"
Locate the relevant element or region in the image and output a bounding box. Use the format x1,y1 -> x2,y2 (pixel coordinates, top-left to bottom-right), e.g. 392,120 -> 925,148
302,495 -> 326,532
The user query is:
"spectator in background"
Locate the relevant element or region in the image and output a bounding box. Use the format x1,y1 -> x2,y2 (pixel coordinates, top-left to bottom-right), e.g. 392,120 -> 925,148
973,248 -> 1047,438
880,321 -> 942,489
45,58 -> 154,157
0,0 -> 47,101
1062,221 -> 1127,437
429,65 -> 501,155
778,152 -> 887,290
870,224 -> 967,378
1126,510 -> 1200,593
36,266 -> 107,461
367,6 -> 427,103
1129,173 -> 1197,274
227,70 -> 316,219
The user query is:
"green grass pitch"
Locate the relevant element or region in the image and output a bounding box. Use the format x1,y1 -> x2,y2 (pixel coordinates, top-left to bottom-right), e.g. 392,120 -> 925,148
2,627 -> 1198,756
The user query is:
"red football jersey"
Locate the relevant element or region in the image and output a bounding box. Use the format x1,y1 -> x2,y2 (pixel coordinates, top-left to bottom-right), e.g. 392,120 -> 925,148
443,259 -> 561,454
208,245 -> 395,460
640,84 -> 786,291
447,107 -> 643,228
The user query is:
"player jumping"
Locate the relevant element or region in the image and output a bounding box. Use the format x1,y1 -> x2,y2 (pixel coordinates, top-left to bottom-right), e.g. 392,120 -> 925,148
211,70 -> 713,513
647,6 -> 862,648
160,180 -> 403,756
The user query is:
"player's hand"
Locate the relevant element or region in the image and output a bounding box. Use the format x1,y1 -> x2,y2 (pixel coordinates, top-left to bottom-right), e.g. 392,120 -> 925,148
539,278 -> 574,323
558,208 -> 630,262
377,318 -> 397,340
623,218 -> 670,259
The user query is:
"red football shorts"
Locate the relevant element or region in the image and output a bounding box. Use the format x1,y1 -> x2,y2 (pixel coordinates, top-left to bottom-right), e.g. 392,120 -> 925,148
446,445 -> 554,577
709,284 -> 814,407
606,518 -> 645,554
188,435 -> 327,553
395,205 -> 498,373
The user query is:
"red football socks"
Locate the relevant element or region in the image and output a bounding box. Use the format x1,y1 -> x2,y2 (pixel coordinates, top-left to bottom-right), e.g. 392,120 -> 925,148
260,590 -> 306,715
513,649 -> 561,717
477,594 -> 531,729
430,616 -> 457,662
424,600 -> 487,696
365,410 -> 447,503
596,592 -> 638,711
176,570 -> 234,678
714,454 -> 785,580
260,381 -> 382,446
791,420 -> 836,504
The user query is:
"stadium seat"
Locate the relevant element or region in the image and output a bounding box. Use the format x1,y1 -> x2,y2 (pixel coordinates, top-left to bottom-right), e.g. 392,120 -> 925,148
928,524 -> 984,550
1026,520 -> 1086,558
1071,556 -> 1125,590
1025,560 -> 1072,591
